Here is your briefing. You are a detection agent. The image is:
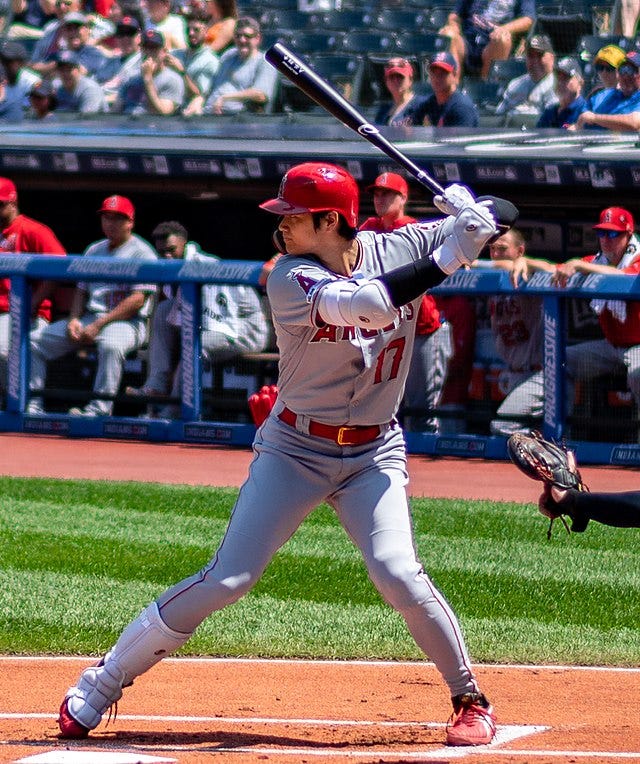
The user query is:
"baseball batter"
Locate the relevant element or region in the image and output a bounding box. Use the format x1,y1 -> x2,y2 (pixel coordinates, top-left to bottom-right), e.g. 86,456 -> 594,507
58,163 -> 514,747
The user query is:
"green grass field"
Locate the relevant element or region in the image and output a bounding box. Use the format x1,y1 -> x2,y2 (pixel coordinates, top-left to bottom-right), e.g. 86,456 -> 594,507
1,476 -> 638,666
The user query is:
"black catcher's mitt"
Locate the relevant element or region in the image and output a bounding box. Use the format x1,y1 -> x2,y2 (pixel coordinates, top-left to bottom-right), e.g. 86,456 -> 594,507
507,431 -> 589,538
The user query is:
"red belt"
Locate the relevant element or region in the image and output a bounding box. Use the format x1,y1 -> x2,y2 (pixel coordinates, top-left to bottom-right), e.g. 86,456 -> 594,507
278,406 -> 383,446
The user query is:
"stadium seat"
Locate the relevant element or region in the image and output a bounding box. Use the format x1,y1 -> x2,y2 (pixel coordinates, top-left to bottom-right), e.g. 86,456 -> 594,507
487,57 -> 527,89
576,33 -> 633,60
335,29 -> 400,55
258,8 -> 312,31
305,9 -> 369,32
532,12 -> 592,55
364,7 -> 431,33
397,32 -> 449,58
308,51 -> 366,103
286,29 -> 345,53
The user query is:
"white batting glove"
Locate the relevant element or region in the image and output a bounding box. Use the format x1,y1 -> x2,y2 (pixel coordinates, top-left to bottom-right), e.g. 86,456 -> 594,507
431,200 -> 498,274
433,183 -> 476,216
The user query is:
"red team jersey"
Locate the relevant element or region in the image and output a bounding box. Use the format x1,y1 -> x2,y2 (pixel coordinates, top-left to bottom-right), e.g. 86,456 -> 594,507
0,214 -> 66,320
582,253 -> 640,347
359,214 -> 442,336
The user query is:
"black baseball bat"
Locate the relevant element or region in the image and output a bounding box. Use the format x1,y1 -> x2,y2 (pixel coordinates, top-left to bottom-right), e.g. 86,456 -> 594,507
265,42 -> 446,196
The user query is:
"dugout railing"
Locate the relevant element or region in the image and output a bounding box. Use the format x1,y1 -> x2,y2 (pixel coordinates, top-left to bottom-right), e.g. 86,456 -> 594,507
1,254 -> 639,467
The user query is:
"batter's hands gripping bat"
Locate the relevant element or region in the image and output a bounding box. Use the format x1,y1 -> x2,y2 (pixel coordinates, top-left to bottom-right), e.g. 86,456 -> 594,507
265,43 -> 519,230
265,42 -> 446,197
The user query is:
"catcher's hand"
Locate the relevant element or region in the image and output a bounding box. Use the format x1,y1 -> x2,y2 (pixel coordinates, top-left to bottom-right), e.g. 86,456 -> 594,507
507,431 -> 589,539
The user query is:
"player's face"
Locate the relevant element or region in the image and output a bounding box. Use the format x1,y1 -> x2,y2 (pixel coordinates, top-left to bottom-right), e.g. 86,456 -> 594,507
101,212 -> 133,247
488,231 -> 524,261
278,213 -> 322,255
372,188 -> 405,220
597,229 -> 631,264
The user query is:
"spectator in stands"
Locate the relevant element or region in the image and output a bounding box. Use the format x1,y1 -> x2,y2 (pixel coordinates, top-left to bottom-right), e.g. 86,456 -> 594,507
146,0 -> 187,49
94,0 -> 145,53
588,44 -> 625,109
495,34 -> 557,125
29,0 -> 83,78
100,15 -> 143,104
0,62 -> 24,122
125,220 -> 269,419
473,228 -> 544,436
571,50 -> 640,132
537,56 -> 587,128
359,173 -> 452,433
439,0 -> 535,80
27,79 -> 58,119
0,41 -> 40,117
28,194 -> 158,417
510,206 -> 640,428
612,0 -> 640,37
10,0 -> 57,36
374,57 -> 429,127
555,207 -> 640,418
424,51 -> 479,127
53,51 -> 107,115
0,177 -> 66,399
195,17 -> 276,115
115,29 -> 185,115
164,10 -> 218,111
57,12 -> 113,83
204,0 -> 237,54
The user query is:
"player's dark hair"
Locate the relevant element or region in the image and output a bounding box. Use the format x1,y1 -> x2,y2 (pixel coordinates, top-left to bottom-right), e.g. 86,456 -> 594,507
152,220 -> 188,240
311,211 -> 357,240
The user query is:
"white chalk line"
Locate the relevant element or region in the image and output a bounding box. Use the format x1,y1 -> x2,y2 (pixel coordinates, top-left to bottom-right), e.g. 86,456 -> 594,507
2,655 -> 639,673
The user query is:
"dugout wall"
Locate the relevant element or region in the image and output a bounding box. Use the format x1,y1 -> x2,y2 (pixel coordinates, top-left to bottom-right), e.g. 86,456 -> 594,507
1,255 -> 639,468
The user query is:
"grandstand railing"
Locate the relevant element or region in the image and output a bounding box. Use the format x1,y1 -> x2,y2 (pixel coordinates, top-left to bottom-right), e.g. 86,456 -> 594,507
2,255 -> 640,466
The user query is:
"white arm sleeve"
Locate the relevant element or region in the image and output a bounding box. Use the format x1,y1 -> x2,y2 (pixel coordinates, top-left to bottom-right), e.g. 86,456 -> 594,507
315,278 -> 398,329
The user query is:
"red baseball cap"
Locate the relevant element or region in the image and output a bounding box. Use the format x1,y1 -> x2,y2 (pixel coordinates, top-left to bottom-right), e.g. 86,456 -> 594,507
367,172 -> 408,196
593,206 -> 634,233
0,177 -> 17,203
384,58 -> 413,78
98,195 -> 135,220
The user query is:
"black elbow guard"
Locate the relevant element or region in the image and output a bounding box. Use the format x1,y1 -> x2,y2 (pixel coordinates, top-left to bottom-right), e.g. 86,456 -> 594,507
378,256 -> 448,308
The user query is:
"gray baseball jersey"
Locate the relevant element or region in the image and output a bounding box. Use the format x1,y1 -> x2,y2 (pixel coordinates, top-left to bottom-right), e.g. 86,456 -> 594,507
78,233 -> 158,317
267,220 -> 452,425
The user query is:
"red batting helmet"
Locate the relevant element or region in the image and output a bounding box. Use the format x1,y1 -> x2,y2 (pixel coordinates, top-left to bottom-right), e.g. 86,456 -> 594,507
259,163 -> 359,228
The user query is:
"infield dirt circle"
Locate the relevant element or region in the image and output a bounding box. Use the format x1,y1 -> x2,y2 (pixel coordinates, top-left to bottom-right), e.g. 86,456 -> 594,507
1,433 -> 639,764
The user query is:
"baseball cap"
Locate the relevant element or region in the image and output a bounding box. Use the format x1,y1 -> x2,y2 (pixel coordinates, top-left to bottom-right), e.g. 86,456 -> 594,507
527,34 -> 554,53
594,44 -> 626,68
429,51 -> 457,73
98,195 -> 135,220
55,50 -> 81,67
0,178 -> 17,203
384,58 -> 413,78
0,40 -> 28,61
116,15 -> 141,34
555,56 -> 582,78
29,80 -> 56,99
142,28 -> 164,48
367,172 -> 408,196
593,206 -> 634,233
62,11 -> 88,25
623,50 -> 640,69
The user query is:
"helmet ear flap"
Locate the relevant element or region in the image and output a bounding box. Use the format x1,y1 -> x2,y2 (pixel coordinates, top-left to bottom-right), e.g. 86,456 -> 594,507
272,227 -> 286,254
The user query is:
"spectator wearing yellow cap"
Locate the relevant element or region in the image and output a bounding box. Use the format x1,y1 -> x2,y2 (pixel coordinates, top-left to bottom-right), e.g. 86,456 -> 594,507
588,44 -> 626,110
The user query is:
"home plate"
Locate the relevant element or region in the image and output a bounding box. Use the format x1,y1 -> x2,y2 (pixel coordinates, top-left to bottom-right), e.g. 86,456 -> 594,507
14,752 -> 177,764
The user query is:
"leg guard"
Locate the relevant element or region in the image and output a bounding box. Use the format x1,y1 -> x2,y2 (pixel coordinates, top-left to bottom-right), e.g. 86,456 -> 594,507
64,602 -> 191,731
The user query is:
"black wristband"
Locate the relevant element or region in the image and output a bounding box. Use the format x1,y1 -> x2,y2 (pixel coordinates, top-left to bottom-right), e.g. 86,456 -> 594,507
377,256 -> 447,308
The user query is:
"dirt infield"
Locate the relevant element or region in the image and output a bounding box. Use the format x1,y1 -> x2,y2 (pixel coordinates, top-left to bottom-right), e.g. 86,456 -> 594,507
1,433 -> 639,763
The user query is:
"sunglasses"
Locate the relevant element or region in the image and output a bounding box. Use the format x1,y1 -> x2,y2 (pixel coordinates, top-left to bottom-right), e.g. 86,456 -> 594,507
234,30 -> 257,39
618,64 -> 639,75
596,230 -> 625,239
595,63 -> 615,72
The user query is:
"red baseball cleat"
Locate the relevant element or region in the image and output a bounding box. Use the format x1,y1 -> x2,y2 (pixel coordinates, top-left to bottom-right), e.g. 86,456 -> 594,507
445,692 -> 497,746
57,697 -> 90,739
